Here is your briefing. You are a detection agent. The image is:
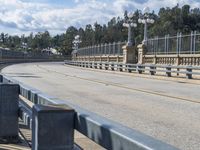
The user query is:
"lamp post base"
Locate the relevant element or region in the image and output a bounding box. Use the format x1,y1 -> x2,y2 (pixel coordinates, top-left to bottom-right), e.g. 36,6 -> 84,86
122,45 -> 136,64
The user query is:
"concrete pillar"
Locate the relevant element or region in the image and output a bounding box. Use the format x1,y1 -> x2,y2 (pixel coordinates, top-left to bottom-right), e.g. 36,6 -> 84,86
176,55 -> 180,66
122,45 -> 136,64
32,104 -> 75,150
153,55 -> 157,64
117,56 -> 119,63
137,44 -> 145,64
0,84 -> 19,143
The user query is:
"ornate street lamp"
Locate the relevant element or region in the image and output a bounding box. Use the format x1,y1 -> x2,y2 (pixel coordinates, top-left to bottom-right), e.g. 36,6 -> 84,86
72,35 -> 82,58
123,12 -> 137,46
138,7 -> 154,44
72,35 -> 82,50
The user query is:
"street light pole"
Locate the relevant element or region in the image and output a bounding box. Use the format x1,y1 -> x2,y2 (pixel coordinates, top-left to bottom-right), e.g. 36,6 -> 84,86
144,20 -> 147,42
128,24 -> 132,46
72,35 -> 82,59
138,7 -> 154,44
123,12 -> 137,47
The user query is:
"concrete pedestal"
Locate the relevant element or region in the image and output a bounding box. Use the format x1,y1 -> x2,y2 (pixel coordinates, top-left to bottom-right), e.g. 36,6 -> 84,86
122,45 -> 136,64
137,44 -> 145,64
0,84 -> 19,143
32,104 -> 75,150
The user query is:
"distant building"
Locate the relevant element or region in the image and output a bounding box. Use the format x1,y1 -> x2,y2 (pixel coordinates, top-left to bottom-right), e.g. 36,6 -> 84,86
42,48 -> 61,55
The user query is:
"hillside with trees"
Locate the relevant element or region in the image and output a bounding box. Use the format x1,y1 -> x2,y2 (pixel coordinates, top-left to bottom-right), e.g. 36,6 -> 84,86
0,4 -> 199,56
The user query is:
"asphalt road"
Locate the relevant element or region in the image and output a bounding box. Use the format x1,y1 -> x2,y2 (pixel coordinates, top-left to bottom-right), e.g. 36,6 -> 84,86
2,62 -> 200,150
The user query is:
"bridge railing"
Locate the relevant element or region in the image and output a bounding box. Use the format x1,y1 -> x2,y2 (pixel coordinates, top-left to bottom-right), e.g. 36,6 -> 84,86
0,48 -> 67,65
146,31 -> 200,55
0,48 -> 65,59
0,74 -> 178,150
65,60 -> 200,79
76,41 -> 125,57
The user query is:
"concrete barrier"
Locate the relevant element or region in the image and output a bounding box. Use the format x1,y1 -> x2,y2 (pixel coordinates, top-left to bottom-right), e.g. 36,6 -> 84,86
0,83 -> 19,143
32,104 -> 75,150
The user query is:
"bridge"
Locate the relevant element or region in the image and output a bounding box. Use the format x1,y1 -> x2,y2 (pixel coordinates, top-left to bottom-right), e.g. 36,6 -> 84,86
0,29 -> 200,150
1,61 -> 200,150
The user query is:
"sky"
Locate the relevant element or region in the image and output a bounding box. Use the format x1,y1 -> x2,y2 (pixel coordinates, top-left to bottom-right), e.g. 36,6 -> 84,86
0,0 -> 200,36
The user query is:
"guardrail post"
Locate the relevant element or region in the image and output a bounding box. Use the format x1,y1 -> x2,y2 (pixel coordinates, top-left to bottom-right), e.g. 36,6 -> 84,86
149,65 -> 156,75
85,62 -> 88,68
94,62 -> 97,69
90,62 -> 93,68
186,67 -> 192,79
111,63 -> 114,71
32,104 -> 75,150
99,62 -> 102,69
127,64 -> 132,73
105,63 -> 108,70
80,62 -> 83,67
83,62 -> 86,67
137,65 -> 143,74
166,66 -> 172,77
0,83 -> 19,143
119,64 -> 123,72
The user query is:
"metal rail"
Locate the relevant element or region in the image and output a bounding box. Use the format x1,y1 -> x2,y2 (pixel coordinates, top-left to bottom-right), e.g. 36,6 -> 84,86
75,42 -> 125,57
65,60 -> 200,79
146,31 -> 200,55
0,74 -> 178,150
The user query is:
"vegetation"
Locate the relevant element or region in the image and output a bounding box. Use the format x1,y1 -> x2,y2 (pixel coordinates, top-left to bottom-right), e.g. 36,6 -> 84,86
0,4 -> 200,55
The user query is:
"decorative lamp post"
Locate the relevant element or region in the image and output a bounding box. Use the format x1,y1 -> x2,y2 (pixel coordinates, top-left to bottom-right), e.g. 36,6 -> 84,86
72,35 -> 82,60
123,12 -> 137,46
72,35 -> 82,50
138,7 -> 154,44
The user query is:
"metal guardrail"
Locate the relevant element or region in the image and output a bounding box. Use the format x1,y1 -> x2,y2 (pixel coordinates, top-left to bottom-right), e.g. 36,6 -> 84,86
65,60 -> 200,79
0,74 -> 178,150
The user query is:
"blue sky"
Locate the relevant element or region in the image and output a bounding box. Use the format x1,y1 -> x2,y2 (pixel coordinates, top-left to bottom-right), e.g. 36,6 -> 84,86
0,0 -> 199,36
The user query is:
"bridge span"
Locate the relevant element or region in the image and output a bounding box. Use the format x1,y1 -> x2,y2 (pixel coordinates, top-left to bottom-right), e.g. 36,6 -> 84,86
2,62 -> 200,150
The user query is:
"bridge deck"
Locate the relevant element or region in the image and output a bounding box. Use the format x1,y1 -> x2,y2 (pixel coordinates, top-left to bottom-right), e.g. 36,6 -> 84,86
2,62 -> 200,150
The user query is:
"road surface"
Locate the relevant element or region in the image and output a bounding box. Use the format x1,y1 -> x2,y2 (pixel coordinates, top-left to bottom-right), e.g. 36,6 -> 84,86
2,62 -> 200,150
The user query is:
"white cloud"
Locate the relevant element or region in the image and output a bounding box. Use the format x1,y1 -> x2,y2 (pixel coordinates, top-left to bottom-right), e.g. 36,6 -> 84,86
0,0 -> 199,35
74,0 -> 80,3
